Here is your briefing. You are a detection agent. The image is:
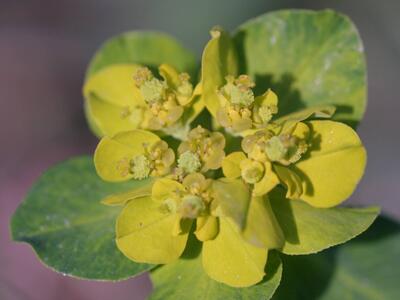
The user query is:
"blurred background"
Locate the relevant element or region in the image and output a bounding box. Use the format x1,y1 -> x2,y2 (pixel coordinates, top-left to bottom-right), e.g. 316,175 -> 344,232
1,0 -> 399,299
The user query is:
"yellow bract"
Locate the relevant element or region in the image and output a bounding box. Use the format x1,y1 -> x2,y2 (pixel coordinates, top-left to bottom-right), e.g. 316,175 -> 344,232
201,28 -> 238,117
195,215 -> 219,241
101,180 -> 154,206
84,64 -> 146,137
221,151 -> 246,178
116,196 -> 191,264
252,161 -> 280,197
212,178 -> 251,229
295,120 -> 366,207
242,196 -> 284,249
202,218 -> 267,287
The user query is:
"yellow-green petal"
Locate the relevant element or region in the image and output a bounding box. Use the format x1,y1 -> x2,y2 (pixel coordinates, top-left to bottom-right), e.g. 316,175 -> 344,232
85,94 -> 140,137
202,218 -> 267,287
116,196 -> 190,264
212,178 -> 251,230
274,165 -> 303,199
159,63 -> 181,89
84,64 -> 145,107
276,105 -> 336,125
296,120 -> 366,207
94,130 -> 160,182
291,121 -> 310,139
255,89 -> 278,107
253,161 -> 280,197
201,28 -> 238,117
101,179 -> 154,206
221,152 -> 246,179
152,178 -> 185,203
242,196 -> 284,249
195,216 -> 219,241
179,94 -> 205,127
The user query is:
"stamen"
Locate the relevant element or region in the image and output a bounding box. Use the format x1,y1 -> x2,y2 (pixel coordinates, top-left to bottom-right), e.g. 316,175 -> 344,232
140,78 -> 166,104
178,151 -> 201,173
133,67 -> 152,86
130,155 -> 151,179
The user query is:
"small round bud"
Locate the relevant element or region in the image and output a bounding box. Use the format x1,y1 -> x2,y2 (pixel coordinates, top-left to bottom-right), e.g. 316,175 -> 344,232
240,160 -> 264,184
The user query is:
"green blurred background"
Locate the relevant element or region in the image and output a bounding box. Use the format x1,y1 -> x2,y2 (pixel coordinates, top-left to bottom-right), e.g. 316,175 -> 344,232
1,1 -> 399,299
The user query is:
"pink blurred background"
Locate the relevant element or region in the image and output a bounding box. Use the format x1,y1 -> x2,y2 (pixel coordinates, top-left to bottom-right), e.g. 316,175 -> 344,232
1,1 -> 399,299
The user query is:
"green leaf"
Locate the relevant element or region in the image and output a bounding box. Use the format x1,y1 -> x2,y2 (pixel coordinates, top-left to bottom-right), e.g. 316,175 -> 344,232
149,236 -> 282,300
235,9 -> 367,127
270,188 -> 379,254
86,31 -> 197,79
273,216 -> 400,299
10,156 -> 154,280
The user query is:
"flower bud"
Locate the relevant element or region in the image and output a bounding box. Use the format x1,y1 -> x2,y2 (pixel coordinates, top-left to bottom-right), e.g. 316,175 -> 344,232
240,159 -> 265,184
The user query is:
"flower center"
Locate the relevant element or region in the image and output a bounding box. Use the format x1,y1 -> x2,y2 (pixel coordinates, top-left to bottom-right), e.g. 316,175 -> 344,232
178,126 -> 226,172
178,195 -> 206,219
178,151 -> 201,173
265,136 -> 288,162
258,104 -> 278,124
130,155 -> 151,179
265,134 -> 308,165
221,75 -> 255,107
140,78 -> 166,104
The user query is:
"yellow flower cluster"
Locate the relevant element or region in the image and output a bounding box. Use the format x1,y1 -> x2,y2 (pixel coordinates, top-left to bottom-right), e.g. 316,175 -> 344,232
90,28 -> 367,288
